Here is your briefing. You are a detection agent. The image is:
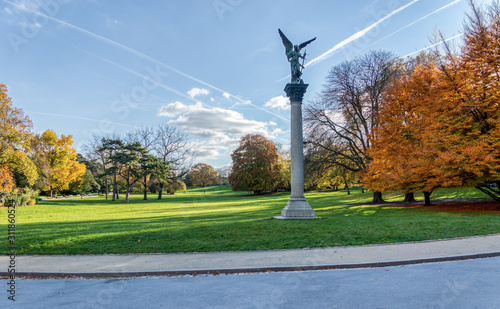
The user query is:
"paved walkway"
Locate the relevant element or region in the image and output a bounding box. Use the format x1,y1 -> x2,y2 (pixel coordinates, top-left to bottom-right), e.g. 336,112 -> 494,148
2,233 -> 500,277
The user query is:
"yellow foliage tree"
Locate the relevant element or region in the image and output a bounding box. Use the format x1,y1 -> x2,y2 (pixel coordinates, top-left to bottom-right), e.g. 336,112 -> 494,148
32,129 -> 86,196
5,148 -> 38,187
0,166 -> 14,193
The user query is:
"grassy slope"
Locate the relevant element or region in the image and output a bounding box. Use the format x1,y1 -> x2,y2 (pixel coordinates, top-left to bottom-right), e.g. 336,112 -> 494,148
1,186 -> 499,255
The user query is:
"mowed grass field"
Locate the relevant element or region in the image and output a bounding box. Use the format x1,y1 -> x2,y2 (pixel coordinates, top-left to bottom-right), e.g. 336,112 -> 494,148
1,186 -> 499,255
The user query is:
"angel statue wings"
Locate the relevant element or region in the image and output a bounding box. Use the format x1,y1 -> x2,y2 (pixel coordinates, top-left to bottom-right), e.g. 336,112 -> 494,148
278,29 -> 316,84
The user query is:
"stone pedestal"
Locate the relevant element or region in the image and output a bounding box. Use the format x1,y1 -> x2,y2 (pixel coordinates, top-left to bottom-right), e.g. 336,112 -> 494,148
275,83 -> 318,219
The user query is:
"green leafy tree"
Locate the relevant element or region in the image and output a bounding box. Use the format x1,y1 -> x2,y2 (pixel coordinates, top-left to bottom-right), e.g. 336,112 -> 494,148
139,154 -> 171,200
109,142 -> 147,203
99,138 -> 124,200
164,179 -> 186,194
84,134 -> 115,199
69,169 -> 98,198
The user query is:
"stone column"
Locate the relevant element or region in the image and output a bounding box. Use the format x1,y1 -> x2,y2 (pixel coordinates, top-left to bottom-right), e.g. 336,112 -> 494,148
275,83 -> 318,219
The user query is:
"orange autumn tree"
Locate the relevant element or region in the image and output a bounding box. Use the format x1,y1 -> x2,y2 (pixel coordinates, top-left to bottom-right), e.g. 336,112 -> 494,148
364,1 -> 500,204
0,84 -> 38,190
434,1 -> 500,200
229,134 -> 282,193
362,61 -> 452,205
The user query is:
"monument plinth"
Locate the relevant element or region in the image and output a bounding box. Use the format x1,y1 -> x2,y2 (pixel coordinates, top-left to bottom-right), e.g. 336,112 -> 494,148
275,83 -> 318,219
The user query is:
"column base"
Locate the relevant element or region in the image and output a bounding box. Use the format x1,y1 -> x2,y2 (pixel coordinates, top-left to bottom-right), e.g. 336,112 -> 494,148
274,198 -> 319,219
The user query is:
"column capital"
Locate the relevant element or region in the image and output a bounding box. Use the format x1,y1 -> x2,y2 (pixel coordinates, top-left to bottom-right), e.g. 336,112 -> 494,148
284,83 -> 309,102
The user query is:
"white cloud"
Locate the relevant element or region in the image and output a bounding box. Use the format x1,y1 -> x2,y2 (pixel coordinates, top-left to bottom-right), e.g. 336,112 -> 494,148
157,101 -> 199,117
191,142 -> 231,159
157,102 -> 286,162
159,102 -> 273,138
222,92 -> 231,99
192,147 -> 221,159
187,87 -> 210,99
272,128 -> 283,135
264,95 -> 289,111
157,101 -> 281,142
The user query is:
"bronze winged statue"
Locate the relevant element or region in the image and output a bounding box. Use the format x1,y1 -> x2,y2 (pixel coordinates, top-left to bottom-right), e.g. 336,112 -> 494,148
278,29 -> 316,84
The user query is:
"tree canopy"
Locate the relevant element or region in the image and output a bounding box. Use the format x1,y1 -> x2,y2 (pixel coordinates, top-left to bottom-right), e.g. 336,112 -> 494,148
304,50 -> 399,202
189,163 -> 220,187
31,129 -> 86,196
362,1 -> 500,204
229,134 -> 282,193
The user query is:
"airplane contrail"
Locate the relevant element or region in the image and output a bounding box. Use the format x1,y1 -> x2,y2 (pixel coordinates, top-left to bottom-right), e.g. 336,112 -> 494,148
3,0 -> 289,121
369,0 -> 462,47
306,0 -> 420,67
78,49 -> 199,104
402,33 -> 464,58
29,111 -> 134,128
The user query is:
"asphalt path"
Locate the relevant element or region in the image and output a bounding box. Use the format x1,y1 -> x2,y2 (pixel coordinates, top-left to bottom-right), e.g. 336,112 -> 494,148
2,256 -> 500,309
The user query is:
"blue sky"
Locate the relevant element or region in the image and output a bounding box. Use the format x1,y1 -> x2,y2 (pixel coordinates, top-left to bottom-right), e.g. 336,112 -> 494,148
0,0 -> 490,168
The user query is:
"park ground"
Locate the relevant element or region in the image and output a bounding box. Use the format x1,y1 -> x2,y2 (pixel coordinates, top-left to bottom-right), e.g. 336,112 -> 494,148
1,186 -> 499,255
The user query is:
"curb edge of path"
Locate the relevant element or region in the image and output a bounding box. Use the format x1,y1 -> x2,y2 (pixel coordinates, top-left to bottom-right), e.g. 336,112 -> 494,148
3,251 -> 500,278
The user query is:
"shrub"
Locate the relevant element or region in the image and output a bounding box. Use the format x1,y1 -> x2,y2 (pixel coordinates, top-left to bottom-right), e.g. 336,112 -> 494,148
0,188 -> 38,206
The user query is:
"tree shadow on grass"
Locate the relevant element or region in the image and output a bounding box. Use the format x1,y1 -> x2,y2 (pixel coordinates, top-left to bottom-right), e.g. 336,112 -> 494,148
4,191 -> 500,255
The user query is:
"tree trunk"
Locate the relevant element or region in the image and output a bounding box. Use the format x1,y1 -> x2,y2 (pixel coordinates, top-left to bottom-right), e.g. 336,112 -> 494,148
344,180 -> 350,195
112,170 -> 117,201
372,191 -> 384,204
104,177 -> 108,200
158,182 -> 164,199
361,187 -> 365,193
125,172 -> 130,203
404,192 -> 415,202
423,191 -> 432,206
143,175 -> 148,200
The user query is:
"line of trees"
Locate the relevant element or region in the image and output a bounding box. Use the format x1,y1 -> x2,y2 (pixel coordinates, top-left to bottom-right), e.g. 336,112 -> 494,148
304,50 -> 398,202
305,1 -> 500,205
362,1 -> 500,205
0,84 -> 87,206
83,125 -> 192,203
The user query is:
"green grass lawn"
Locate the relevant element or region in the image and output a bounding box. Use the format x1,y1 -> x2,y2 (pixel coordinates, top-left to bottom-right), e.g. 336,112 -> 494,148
1,186 -> 499,255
